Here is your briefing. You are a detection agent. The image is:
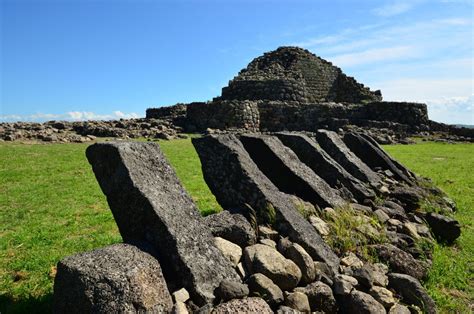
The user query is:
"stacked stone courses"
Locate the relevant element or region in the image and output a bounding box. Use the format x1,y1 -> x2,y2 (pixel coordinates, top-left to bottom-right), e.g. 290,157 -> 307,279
145,46 -> 451,142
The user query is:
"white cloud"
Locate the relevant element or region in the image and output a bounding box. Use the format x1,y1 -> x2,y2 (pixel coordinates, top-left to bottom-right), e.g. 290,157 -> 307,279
372,1 -> 420,17
0,111 -> 141,123
330,46 -> 415,67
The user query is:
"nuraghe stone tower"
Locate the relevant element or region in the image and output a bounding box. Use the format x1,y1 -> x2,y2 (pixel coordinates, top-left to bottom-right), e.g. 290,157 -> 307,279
218,46 -> 382,104
147,46 -> 432,141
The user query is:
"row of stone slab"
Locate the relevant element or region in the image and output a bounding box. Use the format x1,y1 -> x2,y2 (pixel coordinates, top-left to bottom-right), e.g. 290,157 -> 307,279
53,130 -> 460,313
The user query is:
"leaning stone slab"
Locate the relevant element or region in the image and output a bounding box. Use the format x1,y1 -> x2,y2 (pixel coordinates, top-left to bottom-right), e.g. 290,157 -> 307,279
193,135 -> 340,272
276,132 -> 375,201
315,130 -> 381,185
86,142 -> 239,305
240,134 -> 345,208
343,132 -> 414,185
53,243 -> 173,313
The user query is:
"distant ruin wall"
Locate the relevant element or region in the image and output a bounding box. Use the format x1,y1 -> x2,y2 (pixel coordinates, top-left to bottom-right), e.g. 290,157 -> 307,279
186,100 -> 260,131
179,100 -> 429,133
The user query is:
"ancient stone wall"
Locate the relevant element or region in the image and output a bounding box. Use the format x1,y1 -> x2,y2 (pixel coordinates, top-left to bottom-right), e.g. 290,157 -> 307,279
186,100 -> 260,131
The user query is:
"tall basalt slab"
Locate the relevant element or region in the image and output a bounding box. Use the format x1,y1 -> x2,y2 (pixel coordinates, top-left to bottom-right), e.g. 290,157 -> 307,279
276,132 -> 375,201
315,130 -> 381,185
193,135 -> 340,273
240,134 -> 345,209
86,142 -> 239,305
343,132 -> 414,185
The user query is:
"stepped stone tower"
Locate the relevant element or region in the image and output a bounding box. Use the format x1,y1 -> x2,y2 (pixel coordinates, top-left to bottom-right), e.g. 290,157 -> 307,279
218,46 -> 382,104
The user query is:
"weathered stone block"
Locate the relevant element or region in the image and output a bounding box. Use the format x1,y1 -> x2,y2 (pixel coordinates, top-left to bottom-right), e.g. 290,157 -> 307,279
53,243 -> 173,314
86,142 -> 239,305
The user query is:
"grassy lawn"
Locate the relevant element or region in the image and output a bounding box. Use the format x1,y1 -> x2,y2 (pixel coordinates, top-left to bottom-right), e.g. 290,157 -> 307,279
0,139 -> 472,313
383,142 -> 474,313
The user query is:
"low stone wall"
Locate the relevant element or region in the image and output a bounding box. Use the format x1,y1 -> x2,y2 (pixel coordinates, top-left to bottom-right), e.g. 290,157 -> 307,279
145,103 -> 187,120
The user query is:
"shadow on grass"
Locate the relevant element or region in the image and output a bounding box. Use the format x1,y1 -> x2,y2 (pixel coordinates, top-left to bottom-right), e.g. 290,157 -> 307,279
0,293 -> 52,314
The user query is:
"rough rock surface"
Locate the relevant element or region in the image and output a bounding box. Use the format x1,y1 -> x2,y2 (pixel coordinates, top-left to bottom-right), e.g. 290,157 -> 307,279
86,142 -> 239,305
243,244 -> 302,290
240,134 -> 345,208
212,297 -> 273,314
53,243 -> 173,313
425,212 -> 461,243
388,273 -> 436,314
214,280 -> 249,302
205,211 -> 256,247
372,244 -> 428,280
315,130 -> 381,185
284,291 -> 311,313
214,237 -> 242,266
192,134 -> 340,272
295,281 -> 337,313
276,132 -> 375,201
247,273 -> 284,307
343,290 -> 387,314
284,242 -> 316,284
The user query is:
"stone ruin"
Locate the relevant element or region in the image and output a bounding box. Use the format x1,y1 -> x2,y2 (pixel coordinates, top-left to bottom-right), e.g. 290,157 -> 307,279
53,130 -> 461,313
147,46 -> 473,143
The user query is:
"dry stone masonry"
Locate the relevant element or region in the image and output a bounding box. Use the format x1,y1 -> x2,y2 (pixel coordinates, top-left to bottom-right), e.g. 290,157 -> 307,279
54,130 -> 461,313
146,46 -> 473,143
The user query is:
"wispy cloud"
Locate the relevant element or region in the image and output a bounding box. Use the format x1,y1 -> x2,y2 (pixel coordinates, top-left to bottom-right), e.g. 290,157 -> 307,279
372,0 -> 421,17
330,46 -> 415,67
0,111 -> 141,123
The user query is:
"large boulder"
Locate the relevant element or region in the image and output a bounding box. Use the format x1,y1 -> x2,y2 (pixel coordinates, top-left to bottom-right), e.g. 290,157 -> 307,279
243,244 -> 302,290
372,244 -> 428,280
53,244 -> 173,313
425,212 -> 461,243
343,290 -> 387,314
212,297 -> 273,313
86,142 -> 239,305
388,273 -> 436,314
205,211 -> 256,247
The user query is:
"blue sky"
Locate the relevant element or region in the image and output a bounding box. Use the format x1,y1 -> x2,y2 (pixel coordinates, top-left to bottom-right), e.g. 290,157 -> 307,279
1,0 -> 473,124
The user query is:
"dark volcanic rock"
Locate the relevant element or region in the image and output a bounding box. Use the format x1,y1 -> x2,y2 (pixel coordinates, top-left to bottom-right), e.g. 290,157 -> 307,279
53,243 -> 173,313
343,290 -> 386,314
276,132 -> 375,201
205,210 -> 256,247
343,132 -> 414,185
425,212 -> 461,243
86,141 -> 239,305
192,134 -> 340,272
372,244 -> 428,280
240,134 -> 345,209
295,281 -> 338,313
315,130 -> 381,185
390,186 -> 423,212
388,273 -> 436,314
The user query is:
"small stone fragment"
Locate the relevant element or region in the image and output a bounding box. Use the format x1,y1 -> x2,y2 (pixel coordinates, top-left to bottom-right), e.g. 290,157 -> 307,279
173,288 -> 190,303
333,274 -> 358,295
309,215 -> 330,236
388,304 -> 411,314
343,290 -> 386,314
296,281 -> 337,313
259,225 -> 280,241
369,286 -> 396,308
260,238 -> 277,248
341,252 -> 364,268
214,237 -> 242,266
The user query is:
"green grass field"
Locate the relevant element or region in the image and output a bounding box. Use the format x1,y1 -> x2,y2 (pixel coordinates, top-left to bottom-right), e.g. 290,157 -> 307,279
0,139 -> 472,313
